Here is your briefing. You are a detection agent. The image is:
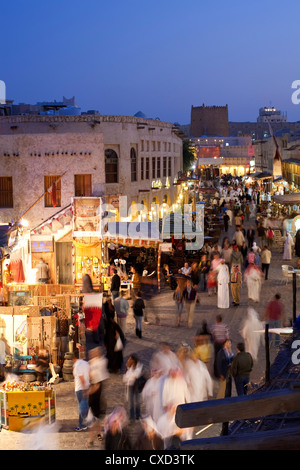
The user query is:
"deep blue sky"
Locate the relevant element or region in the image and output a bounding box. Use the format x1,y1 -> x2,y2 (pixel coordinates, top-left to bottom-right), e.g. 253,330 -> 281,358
1,0 -> 300,124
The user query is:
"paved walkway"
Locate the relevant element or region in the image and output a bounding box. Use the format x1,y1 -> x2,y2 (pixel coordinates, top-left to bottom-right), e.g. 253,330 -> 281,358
1,219 -> 297,450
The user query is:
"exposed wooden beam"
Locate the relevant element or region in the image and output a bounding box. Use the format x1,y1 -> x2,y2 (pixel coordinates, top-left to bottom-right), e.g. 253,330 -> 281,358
180,427 -> 300,451
175,388 -> 300,429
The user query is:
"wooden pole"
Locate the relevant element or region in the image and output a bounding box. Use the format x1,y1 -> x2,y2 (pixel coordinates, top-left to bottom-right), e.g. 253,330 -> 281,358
157,247 -> 161,294
265,323 -> 270,385
293,271 -> 297,324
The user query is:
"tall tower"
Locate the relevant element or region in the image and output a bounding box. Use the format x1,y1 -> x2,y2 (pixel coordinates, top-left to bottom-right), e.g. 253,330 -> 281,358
190,104 -> 229,137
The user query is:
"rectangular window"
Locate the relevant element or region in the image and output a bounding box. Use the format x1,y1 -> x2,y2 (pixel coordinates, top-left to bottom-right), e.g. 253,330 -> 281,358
141,158 -> 144,180
168,157 -> 172,177
131,155 -> 137,182
157,158 -> 161,178
74,174 -> 92,197
146,158 -> 150,179
163,157 -> 167,177
152,157 -> 156,179
44,175 -> 61,207
141,140 -> 144,152
157,141 -> 161,152
0,176 -> 13,208
152,141 -> 156,152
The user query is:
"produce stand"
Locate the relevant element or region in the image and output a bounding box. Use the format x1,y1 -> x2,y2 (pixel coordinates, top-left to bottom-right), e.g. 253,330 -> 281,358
0,382 -> 55,431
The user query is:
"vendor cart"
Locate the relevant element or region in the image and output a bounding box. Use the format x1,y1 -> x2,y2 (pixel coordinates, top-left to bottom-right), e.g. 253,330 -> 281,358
0,383 -> 55,431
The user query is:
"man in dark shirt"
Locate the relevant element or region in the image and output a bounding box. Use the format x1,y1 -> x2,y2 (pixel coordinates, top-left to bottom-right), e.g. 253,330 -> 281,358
182,279 -> 197,329
231,342 -> 253,395
246,225 -> 255,248
111,269 -> 121,303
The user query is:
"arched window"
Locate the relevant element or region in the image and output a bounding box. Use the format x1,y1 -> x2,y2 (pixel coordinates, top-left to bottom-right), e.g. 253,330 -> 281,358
130,148 -> 137,182
105,149 -> 118,184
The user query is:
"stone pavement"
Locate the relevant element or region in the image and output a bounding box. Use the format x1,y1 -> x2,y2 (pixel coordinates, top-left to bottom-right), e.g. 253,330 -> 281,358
1,218 -> 297,450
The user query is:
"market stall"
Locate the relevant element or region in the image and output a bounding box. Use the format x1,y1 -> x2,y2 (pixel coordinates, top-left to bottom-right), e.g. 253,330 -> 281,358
101,219 -> 162,294
72,197 -> 102,288
0,381 -> 55,431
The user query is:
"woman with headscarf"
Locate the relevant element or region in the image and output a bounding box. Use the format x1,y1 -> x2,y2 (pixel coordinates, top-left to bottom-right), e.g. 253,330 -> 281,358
104,315 -> 125,373
104,407 -> 132,450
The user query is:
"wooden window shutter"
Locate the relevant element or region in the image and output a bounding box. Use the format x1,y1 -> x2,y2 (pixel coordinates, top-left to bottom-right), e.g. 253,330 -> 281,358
0,177 -> 13,208
75,174 -> 92,197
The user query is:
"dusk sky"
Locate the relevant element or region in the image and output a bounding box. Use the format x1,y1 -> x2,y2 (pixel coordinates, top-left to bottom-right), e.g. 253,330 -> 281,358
2,0 -> 300,125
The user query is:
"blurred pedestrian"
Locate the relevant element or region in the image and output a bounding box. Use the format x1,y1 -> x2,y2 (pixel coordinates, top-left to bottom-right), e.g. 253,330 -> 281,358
133,291 -> 145,338
261,245 -> 272,280
110,269 -> 121,303
246,225 -> 255,249
150,342 -> 180,376
216,338 -> 233,401
216,261 -> 230,309
104,407 -> 132,450
87,347 -> 109,446
182,279 -> 197,328
133,416 -> 164,450
73,349 -> 90,432
104,316 -> 125,373
114,290 -> 129,334
123,354 -> 144,423
177,344 -> 213,403
173,285 -> 184,327
244,263 -> 263,303
283,232 -> 294,260
230,264 -> 242,306
263,293 -> 286,347
210,315 -> 230,378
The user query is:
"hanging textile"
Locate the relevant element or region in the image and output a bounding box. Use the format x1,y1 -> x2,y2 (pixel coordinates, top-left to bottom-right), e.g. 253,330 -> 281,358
10,259 -> 25,283
83,293 -> 103,331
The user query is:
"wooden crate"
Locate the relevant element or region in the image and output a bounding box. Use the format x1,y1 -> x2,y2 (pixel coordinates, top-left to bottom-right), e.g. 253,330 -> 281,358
33,295 -> 71,312
13,306 -> 40,317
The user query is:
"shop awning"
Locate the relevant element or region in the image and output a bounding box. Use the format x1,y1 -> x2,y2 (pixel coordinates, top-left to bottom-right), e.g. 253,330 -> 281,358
252,171 -> 273,179
31,204 -> 73,240
272,193 -> 300,205
102,221 -> 161,245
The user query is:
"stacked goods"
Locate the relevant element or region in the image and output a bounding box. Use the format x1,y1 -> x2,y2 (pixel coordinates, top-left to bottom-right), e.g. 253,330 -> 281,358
1,381 -> 52,392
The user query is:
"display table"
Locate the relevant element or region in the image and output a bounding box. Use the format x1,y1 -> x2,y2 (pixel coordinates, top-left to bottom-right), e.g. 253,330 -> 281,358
0,384 -> 55,431
120,281 -> 132,293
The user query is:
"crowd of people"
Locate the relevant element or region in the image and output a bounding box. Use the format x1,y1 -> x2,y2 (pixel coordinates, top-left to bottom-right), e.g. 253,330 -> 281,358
70,175 -> 292,450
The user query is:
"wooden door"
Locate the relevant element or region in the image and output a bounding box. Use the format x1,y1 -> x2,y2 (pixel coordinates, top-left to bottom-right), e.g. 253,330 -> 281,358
56,242 -> 73,285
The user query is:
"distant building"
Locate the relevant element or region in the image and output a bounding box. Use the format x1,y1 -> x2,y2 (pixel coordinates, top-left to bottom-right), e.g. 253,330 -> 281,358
190,104 -> 229,137
191,135 -> 254,178
0,96 -> 82,116
0,113 -> 183,228
180,105 -> 300,141
257,106 -> 287,123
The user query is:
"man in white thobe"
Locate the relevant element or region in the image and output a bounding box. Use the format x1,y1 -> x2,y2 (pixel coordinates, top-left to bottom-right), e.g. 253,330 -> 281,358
245,265 -> 263,303
283,232 -> 294,260
217,261 -> 230,309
